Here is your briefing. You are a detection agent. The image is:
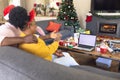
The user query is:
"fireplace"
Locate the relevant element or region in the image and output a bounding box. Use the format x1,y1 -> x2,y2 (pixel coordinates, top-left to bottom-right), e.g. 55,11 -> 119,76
97,22 -> 120,37
86,16 -> 120,38
99,23 -> 117,34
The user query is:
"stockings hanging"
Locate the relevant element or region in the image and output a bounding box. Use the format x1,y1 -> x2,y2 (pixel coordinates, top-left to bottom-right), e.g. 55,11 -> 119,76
85,13 -> 92,22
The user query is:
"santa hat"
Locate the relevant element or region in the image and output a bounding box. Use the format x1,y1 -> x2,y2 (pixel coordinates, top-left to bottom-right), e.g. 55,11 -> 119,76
29,9 -> 36,22
27,9 -> 36,26
3,5 -> 15,20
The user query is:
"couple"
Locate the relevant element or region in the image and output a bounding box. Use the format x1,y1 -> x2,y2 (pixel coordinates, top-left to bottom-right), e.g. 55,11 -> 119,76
0,6 -> 79,67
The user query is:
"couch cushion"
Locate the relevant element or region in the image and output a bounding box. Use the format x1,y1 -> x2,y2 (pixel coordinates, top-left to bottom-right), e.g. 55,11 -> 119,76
36,19 -> 56,34
53,20 -> 65,30
46,21 -> 62,32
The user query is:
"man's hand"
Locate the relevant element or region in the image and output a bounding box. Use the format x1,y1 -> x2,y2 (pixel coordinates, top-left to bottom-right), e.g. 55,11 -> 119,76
23,35 -> 38,43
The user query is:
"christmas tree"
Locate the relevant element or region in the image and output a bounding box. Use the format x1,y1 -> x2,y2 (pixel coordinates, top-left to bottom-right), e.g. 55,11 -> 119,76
57,0 -> 80,33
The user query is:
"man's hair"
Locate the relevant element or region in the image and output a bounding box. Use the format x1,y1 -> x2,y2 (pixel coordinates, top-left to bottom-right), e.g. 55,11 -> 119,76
9,6 -> 29,30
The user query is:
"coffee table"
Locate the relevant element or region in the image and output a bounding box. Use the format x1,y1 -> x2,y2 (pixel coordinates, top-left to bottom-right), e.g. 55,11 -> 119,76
59,45 -> 120,72
59,45 -> 120,60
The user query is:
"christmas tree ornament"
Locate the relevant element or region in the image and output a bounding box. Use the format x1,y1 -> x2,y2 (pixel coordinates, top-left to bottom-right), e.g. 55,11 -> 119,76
56,2 -> 61,6
65,16 -> 68,20
71,17 -> 74,19
65,23 -> 68,25
57,0 -> 80,33
68,6 -> 71,8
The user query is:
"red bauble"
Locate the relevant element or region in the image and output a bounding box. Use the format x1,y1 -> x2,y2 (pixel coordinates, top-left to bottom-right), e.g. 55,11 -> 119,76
56,2 -> 61,6
65,16 -> 68,20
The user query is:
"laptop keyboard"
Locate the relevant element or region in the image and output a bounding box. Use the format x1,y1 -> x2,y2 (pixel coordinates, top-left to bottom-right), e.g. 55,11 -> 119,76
79,45 -> 93,49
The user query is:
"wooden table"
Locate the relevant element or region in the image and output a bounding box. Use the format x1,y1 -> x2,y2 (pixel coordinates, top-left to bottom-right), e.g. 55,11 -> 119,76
59,35 -> 120,61
59,35 -> 120,72
59,46 -> 120,61
59,45 -> 120,72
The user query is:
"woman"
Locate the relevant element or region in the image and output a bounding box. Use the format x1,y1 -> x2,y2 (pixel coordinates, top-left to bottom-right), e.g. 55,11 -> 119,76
19,9 -> 79,67
19,9 -> 62,61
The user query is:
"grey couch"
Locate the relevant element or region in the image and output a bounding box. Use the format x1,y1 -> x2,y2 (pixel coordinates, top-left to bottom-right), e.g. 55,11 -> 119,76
36,19 -> 74,44
0,46 -> 120,80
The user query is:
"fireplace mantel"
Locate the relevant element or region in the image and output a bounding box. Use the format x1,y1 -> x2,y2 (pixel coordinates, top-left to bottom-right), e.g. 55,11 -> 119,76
86,15 -> 120,38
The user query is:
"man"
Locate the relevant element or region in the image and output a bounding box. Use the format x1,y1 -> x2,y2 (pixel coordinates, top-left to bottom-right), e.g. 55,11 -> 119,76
0,6 -> 37,46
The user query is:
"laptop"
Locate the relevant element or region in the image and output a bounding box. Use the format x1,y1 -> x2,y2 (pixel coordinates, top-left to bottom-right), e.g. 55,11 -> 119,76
74,34 -> 96,51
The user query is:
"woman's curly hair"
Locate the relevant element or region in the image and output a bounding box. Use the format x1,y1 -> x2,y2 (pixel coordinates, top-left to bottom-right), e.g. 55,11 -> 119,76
9,6 -> 29,30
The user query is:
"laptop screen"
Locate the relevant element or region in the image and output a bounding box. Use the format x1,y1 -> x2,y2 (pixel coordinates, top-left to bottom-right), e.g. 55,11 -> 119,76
78,34 -> 96,47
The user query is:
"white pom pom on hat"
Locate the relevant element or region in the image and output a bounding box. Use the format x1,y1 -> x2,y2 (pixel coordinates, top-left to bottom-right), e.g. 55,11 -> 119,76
3,5 -> 15,20
86,13 -> 92,16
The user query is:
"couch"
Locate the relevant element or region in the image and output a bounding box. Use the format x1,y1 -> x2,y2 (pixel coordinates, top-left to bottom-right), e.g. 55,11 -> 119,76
36,19 -> 74,44
0,46 -> 120,80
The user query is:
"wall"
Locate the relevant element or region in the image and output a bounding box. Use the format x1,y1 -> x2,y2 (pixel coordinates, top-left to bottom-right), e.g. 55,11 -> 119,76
0,0 -> 8,16
35,0 -> 45,4
0,0 -> 4,16
73,0 -> 91,29
25,0 -> 34,12
9,0 -> 20,6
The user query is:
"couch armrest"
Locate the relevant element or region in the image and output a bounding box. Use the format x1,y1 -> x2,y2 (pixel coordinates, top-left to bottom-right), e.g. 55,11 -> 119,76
0,46 -> 119,80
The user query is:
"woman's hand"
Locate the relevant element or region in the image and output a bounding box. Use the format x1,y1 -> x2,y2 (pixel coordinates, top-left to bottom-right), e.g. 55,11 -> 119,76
54,50 -> 64,58
50,31 -> 57,39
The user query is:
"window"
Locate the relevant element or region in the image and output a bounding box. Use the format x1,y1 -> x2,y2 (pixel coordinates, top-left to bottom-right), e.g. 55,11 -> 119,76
9,0 -> 20,6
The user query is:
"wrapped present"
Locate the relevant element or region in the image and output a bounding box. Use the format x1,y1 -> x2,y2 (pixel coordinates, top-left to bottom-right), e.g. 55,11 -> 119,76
96,57 -> 112,68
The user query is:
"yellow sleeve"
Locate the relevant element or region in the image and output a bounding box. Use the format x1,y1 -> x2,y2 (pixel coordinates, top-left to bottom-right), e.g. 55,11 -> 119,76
19,34 -> 59,61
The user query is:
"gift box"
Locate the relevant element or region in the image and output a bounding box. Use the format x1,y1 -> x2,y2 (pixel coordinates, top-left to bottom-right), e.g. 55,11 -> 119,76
96,57 -> 112,68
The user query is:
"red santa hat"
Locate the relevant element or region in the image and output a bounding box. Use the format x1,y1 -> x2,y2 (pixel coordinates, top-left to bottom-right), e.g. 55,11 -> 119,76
29,9 -> 36,22
27,9 -> 36,26
3,5 -> 15,20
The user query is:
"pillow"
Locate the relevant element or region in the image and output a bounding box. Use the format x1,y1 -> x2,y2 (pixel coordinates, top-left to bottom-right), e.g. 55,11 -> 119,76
46,21 -> 62,32
36,26 -> 46,36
